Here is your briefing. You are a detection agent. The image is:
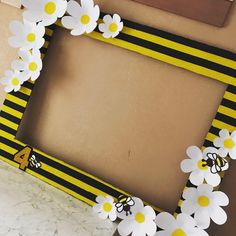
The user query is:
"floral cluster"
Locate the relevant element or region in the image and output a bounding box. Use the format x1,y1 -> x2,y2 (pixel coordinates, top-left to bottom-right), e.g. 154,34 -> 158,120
93,129 -> 235,235
1,0 -> 124,93
93,195 -> 210,236
179,129 -> 235,229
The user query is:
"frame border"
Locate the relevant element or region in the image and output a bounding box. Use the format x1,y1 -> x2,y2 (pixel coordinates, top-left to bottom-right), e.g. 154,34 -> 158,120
0,15 -> 236,218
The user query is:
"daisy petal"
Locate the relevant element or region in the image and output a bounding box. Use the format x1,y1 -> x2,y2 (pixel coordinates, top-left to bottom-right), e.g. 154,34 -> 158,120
218,147 -> 228,158
155,212 -> 176,230
210,205 -> 227,225
181,159 -> 196,173
186,146 -> 202,160
181,200 -> 198,215
219,129 -> 229,138
118,219 -> 135,236
189,170 -> 204,186
177,213 -> 196,228
229,147 -> 236,159
212,192 -> 229,206
204,172 -> 221,187
194,208 -> 210,229
61,16 -> 77,29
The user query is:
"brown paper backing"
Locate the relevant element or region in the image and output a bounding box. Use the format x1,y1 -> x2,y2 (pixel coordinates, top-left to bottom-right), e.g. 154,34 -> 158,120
132,0 -> 233,27
0,2 -> 235,235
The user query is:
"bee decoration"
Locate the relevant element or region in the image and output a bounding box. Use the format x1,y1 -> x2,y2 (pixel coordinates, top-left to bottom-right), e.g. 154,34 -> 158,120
29,155 -> 41,169
201,152 -> 229,174
115,195 -> 135,216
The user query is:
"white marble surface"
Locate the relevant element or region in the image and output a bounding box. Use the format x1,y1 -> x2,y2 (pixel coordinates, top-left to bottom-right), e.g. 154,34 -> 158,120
0,160 -> 117,236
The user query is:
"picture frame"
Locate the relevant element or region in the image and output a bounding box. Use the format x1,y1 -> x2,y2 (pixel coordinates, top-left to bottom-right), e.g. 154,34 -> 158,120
0,1 -> 235,235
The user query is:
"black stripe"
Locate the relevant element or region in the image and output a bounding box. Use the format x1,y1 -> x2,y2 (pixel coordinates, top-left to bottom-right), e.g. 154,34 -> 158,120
22,81 -> 34,90
0,136 -> 127,199
3,100 -> 25,113
113,32 -> 236,79
0,148 -> 96,203
0,111 -> 21,125
40,47 -> 48,55
32,167 -> 96,202
221,98 -> 236,110
208,126 -> 221,137
215,113 -> 236,127
203,139 -> 214,148
227,85 -> 236,94
44,34 -> 52,42
175,207 -> 181,214
13,91 -> 30,102
111,13 -> 236,62
0,124 -> 16,136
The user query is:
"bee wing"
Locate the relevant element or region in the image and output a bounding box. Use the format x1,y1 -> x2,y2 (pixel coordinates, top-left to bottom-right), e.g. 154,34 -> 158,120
115,203 -> 124,213
210,165 -> 220,174
126,197 -> 135,206
221,160 -> 229,171
207,153 -> 217,160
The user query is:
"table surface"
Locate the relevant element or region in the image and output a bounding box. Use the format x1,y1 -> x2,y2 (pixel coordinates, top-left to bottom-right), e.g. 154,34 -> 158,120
0,160 -> 117,236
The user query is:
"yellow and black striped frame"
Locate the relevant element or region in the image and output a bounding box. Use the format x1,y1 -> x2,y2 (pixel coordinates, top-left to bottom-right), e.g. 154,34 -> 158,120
0,13 -> 236,217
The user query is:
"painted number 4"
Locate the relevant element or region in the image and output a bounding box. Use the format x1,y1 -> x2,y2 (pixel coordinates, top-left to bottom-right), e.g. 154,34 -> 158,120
14,146 -> 32,171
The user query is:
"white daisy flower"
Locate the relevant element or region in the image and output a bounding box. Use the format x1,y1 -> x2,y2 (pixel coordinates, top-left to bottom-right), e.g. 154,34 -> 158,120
11,49 -> 42,82
117,197 -> 156,236
181,184 -> 229,229
213,129 -> 236,159
180,146 -> 221,187
93,195 -> 117,221
98,14 -> 123,38
155,212 -> 208,236
22,0 -> 67,26
1,70 -> 28,93
8,20 -> 45,50
61,0 -> 100,36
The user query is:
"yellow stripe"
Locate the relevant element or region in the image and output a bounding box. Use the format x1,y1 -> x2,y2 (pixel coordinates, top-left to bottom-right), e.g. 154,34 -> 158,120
0,117 -> 18,130
41,163 -> 111,199
224,91 -> 236,103
122,26 -> 236,71
1,105 -> 23,119
218,105 -> 236,118
45,28 -> 53,37
20,87 -> 32,96
0,155 -> 19,168
6,94 -> 27,107
212,119 -> 236,132
87,32 -> 236,86
0,130 -> 15,140
43,41 -> 49,49
1,143 -> 17,155
27,169 -> 95,206
205,132 -> 218,143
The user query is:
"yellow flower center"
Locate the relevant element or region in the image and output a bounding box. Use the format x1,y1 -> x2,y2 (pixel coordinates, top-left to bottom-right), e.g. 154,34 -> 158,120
224,138 -> 235,149
81,14 -> 90,25
135,212 -> 145,223
29,62 -> 38,72
198,195 -> 210,207
11,77 -> 19,86
103,202 -> 112,212
197,159 -> 208,170
44,2 -> 56,15
172,229 -> 187,236
109,23 -> 118,32
27,33 -> 36,42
